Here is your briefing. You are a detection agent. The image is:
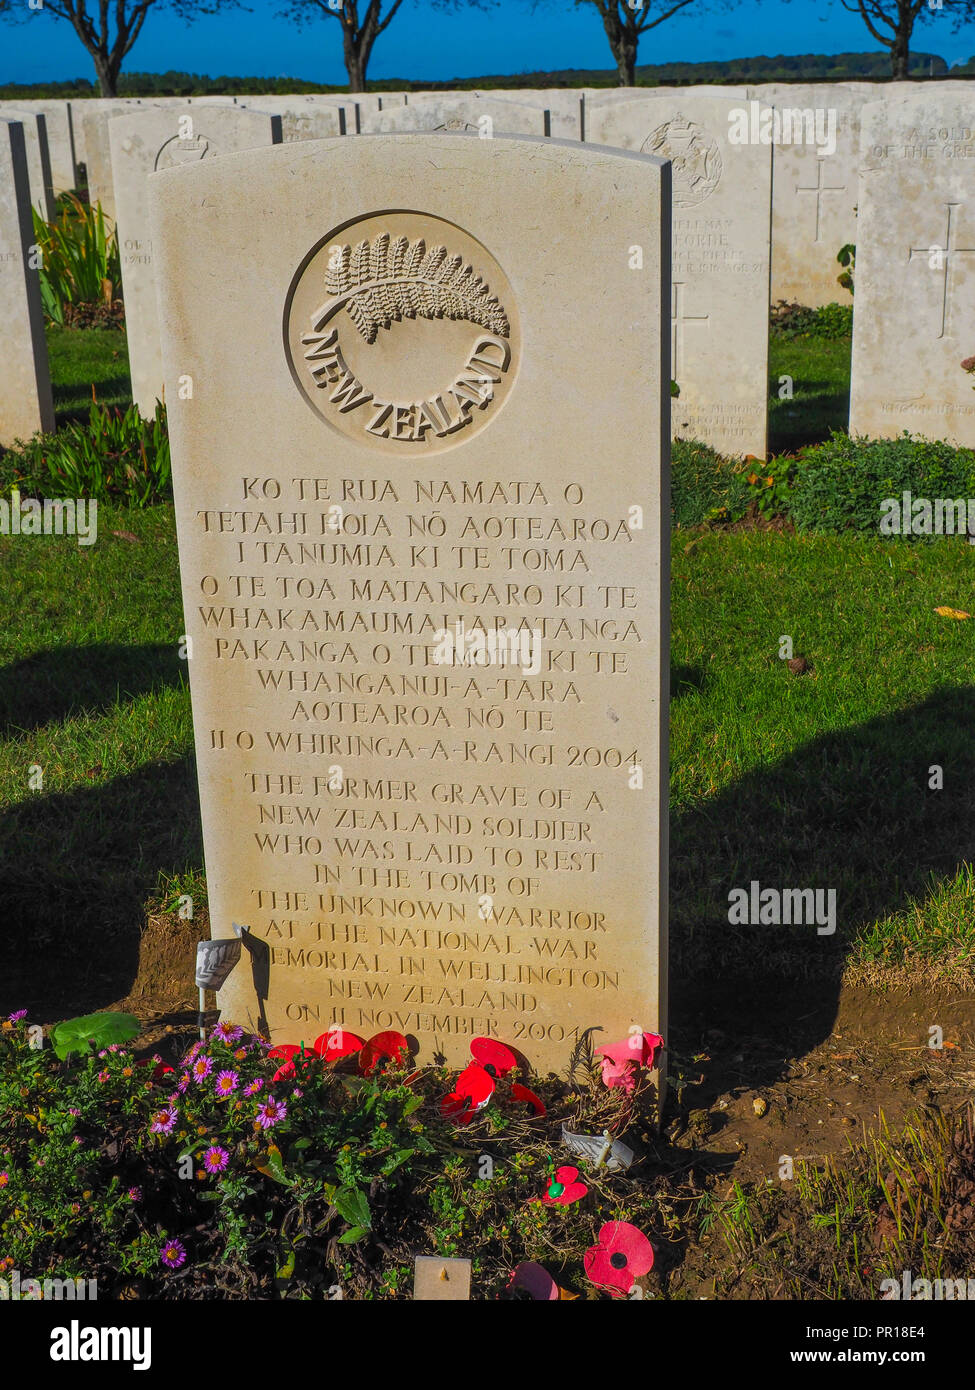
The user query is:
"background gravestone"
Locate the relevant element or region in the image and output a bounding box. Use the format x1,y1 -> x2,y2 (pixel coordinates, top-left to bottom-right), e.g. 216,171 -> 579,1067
150,133 -> 670,1070
360,95 -> 549,136
110,106 -> 282,416
850,95 -> 975,447
0,118 -> 55,445
0,99 -> 75,194
80,99 -> 151,220
587,94 -> 771,457
2,110 -> 56,221
240,98 -> 344,141
761,84 -> 860,308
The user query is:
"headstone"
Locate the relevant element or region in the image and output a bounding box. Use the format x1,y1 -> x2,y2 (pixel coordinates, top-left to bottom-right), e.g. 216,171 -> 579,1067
763,84 -> 860,307
80,99 -> 150,219
150,133 -> 670,1070
0,100 -> 76,193
110,105 -> 282,415
0,118 -> 55,445
360,93 -> 548,136
2,110 -> 56,221
588,94 -> 771,457
849,94 -> 975,446
241,98 -> 344,141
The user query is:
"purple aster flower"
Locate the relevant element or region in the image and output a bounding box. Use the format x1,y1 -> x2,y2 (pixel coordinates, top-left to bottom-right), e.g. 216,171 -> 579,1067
183,1040 -> 203,1064
203,1145 -> 229,1174
255,1095 -> 287,1130
213,1022 -> 243,1044
292,1087 -> 303,1099
7,1010 -> 27,1022
214,1070 -> 239,1098
150,1105 -> 178,1135
244,1078 -> 263,1097
68,1108 -> 80,1118
128,1187 -> 142,1202
97,1070 -> 110,1083
191,1055 -> 213,1083
160,1239 -> 186,1269
176,1072 -> 191,1094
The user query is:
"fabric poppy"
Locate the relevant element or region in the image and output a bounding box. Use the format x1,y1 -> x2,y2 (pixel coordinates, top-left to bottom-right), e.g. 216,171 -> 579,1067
541,1165 -> 588,1206
509,1082 -> 546,1116
440,1062 -> 495,1124
358,1031 -> 410,1075
595,1032 -> 664,1092
584,1221 -> 654,1297
470,1037 -> 517,1079
312,1029 -> 364,1062
508,1262 -> 560,1300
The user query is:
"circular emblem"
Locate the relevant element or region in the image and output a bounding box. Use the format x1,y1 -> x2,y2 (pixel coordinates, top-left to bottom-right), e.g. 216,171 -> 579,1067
641,114 -> 722,209
153,133 -> 213,172
284,211 -> 519,454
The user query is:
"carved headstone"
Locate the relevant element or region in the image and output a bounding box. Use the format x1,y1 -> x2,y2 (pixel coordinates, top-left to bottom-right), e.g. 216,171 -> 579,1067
150,134 -> 670,1070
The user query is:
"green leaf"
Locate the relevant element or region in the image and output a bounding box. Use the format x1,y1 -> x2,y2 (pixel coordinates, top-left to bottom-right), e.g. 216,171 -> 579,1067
51,1012 -> 140,1060
254,1143 -> 289,1186
333,1184 -> 371,1230
292,1137 -> 313,1151
337,1225 -> 370,1244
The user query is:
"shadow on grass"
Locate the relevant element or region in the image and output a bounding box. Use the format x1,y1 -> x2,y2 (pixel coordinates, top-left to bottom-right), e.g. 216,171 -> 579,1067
0,755 -> 203,1020
768,388 -> 851,456
53,376 -> 134,426
0,644 -> 184,734
671,685 -> 975,1074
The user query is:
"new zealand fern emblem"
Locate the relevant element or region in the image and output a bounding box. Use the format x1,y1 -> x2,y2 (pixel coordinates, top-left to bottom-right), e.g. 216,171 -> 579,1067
315,232 -> 510,344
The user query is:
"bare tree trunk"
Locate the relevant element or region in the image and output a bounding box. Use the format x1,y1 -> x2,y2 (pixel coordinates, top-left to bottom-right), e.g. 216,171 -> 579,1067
617,41 -> 636,86
93,54 -> 119,97
891,27 -> 910,79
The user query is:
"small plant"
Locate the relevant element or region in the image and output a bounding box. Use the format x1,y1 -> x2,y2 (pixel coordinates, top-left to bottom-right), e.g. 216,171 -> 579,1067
2,398 -> 172,506
837,243 -> 855,296
31,196 -> 122,328
746,455 -> 795,519
770,299 -> 852,340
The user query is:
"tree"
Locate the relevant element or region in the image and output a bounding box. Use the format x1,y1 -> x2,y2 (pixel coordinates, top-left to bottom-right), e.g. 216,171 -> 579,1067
0,0 -> 240,96
577,0 -> 702,86
838,0 -> 975,80
278,0 -> 493,93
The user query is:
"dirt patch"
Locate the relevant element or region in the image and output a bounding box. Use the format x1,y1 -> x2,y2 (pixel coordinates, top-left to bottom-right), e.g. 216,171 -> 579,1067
105,907 -> 206,1053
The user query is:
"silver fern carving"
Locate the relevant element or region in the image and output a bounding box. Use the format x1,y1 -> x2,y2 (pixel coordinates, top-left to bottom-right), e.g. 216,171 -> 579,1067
317,232 -> 510,345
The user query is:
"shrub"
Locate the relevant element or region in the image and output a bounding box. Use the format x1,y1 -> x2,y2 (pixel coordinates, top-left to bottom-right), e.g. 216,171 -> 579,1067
671,437 -> 751,527
0,399 -> 171,507
770,299 -> 853,339
789,431 -> 975,535
31,196 -> 122,328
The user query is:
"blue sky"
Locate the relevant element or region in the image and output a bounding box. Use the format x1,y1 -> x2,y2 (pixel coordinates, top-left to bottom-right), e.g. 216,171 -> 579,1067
3,0 -> 975,86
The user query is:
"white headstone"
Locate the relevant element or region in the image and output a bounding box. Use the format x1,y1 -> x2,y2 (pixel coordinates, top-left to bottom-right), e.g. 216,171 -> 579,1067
150,132 -> 671,1070
0,100 -> 76,193
0,118 -> 55,445
110,106 -> 282,415
361,93 -> 549,137
850,94 -> 975,445
588,94 -> 771,457
2,110 -> 56,221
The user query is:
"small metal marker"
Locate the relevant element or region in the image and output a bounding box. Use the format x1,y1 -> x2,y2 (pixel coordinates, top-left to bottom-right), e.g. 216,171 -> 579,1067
414,1255 -> 471,1301
595,1130 -> 614,1170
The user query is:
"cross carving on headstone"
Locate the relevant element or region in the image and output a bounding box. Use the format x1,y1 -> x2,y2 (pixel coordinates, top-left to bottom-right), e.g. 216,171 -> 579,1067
671,281 -> 709,379
909,202 -> 975,340
795,157 -> 847,242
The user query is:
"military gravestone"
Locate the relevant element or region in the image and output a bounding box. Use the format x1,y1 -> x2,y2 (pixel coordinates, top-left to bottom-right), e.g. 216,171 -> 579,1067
111,106 -> 282,416
587,95 -> 771,457
151,134 -> 670,1069
360,95 -> 549,137
0,118 -> 54,445
850,95 -> 975,446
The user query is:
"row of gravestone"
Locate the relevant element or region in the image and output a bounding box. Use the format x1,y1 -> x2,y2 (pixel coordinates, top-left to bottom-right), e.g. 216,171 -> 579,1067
1,101 -> 972,1072
3,86 -> 973,455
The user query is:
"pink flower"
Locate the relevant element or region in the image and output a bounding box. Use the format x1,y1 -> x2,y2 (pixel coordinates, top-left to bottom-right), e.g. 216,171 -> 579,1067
214,1070 -> 239,1098
128,1187 -> 142,1201
97,1070 -> 110,1083
244,1078 -> 263,1097
255,1095 -> 287,1130
191,1055 -> 213,1083
150,1105 -> 178,1135
203,1145 -> 229,1174
160,1238 -> 186,1269
595,1032 -> 663,1093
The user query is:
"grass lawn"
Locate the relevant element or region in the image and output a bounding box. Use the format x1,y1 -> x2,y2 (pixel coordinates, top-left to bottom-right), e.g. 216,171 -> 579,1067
46,324 -> 132,423
2,324 -> 971,1020
768,333 -> 851,456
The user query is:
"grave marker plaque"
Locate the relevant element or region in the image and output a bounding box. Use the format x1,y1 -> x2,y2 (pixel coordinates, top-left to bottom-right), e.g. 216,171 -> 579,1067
151,134 -> 670,1069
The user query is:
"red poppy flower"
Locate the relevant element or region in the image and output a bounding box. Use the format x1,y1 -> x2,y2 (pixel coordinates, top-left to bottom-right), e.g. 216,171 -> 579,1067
440,1062 -> 494,1124
595,1032 -> 664,1092
358,1031 -> 410,1076
584,1221 -> 654,1297
541,1165 -> 588,1206
312,1029 -> 364,1063
508,1262 -> 559,1300
152,1063 -> 175,1083
270,1044 -> 317,1082
470,1037 -> 517,1079
509,1082 -> 546,1117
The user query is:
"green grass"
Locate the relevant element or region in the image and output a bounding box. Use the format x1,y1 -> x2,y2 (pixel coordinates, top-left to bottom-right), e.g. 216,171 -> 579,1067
3,324 -> 970,1020
46,325 -> 131,423
768,333 -> 851,457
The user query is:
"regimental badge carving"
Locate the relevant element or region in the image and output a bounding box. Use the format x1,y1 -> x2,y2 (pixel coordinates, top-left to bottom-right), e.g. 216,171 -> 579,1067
641,114 -> 722,209
153,134 -> 213,172
285,212 -> 520,454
